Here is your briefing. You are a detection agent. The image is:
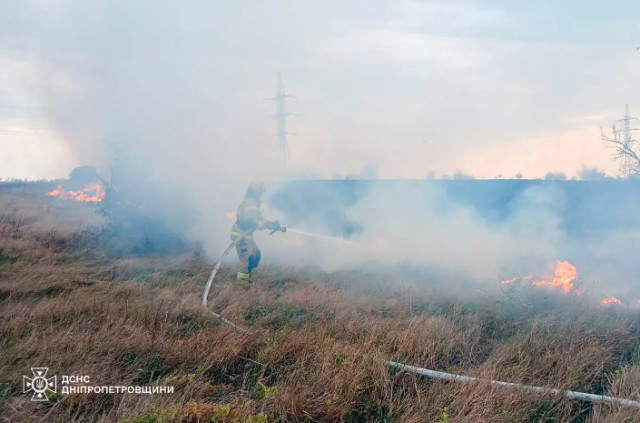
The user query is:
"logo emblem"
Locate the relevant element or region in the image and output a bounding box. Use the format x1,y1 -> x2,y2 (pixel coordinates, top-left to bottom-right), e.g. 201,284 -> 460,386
23,367 -> 56,401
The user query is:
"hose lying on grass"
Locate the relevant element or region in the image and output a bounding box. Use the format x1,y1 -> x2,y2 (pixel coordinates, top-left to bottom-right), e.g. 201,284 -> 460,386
200,239 -> 640,409
387,360 -> 640,409
201,234 -> 253,335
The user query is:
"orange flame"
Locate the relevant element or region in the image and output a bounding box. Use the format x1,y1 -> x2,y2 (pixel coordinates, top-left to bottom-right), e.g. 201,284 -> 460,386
601,296 -> 623,306
531,260 -> 577,293
47,184 -> 105,202
500,274 -> 533,285
225,212 -> 237,221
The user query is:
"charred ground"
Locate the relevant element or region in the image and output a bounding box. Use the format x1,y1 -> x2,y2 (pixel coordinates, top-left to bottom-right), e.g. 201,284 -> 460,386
1,190 -> 640,422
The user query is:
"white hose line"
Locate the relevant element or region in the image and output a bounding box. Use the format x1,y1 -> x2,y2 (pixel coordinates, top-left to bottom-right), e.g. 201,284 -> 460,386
386,360 -> 640,409
202,238 -> 240,306
201,235 -> 253,335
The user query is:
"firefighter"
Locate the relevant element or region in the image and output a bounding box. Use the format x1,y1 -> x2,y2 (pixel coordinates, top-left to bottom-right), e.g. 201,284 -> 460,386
230,180 -> 285,282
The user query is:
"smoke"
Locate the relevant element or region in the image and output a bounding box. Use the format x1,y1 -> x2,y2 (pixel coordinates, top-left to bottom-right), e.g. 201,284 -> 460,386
3,2 -> 640,303
265,180 -> 640,301
1,1 -> 297,251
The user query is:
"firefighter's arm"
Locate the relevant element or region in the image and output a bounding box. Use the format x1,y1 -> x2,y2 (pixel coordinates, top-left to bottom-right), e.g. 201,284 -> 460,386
256,208 -> 285,233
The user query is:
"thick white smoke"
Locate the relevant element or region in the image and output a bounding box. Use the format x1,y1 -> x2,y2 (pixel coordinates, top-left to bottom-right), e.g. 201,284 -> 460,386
3,1 -> 640,303
261,180 -> 640,301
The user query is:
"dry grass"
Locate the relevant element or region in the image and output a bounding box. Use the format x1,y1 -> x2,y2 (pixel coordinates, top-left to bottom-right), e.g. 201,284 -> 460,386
1,191 -> 640,422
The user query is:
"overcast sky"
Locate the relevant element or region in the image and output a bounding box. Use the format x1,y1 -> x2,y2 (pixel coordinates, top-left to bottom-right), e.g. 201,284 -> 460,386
1,0 -> 639,180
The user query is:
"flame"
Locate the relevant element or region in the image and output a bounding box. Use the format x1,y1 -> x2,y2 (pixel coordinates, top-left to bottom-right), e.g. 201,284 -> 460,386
601,296 -> 623,306
225,212 -> 237,221
531,260 -> 577,293
47,184 -> 105,202
500,274 -> 532,285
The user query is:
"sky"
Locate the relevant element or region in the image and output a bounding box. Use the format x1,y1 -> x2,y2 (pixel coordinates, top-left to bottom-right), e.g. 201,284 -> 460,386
1,0 -> 639,180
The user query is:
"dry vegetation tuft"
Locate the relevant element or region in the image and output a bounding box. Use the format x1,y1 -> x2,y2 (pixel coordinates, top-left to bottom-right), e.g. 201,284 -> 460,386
1,191 -> 640,422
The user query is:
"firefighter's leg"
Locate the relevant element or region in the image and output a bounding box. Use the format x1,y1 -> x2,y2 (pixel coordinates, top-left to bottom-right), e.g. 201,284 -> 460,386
235,238 -> 255,282
248,245 -> 261,272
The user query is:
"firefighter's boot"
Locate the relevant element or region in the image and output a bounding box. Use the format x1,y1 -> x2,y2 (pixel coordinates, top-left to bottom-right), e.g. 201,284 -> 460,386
237,271 -> 252,283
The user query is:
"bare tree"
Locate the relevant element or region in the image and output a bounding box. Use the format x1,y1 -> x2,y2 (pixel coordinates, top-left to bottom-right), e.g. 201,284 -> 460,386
601,107 -> 640,177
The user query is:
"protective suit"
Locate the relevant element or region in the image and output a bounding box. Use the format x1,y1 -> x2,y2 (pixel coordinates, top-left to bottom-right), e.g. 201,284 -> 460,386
230,182 -> 285,282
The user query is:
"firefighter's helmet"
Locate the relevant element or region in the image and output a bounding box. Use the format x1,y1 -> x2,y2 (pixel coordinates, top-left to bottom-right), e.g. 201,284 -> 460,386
249,180 -> 265,192
247,179 -> 266,198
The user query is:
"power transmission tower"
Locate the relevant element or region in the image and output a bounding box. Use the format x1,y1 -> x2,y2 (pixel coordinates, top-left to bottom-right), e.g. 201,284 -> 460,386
271,73 -> 295,170
612,104 -> 639,176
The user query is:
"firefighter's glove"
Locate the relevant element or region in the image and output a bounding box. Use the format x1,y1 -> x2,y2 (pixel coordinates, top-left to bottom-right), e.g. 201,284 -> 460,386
265,220 -> 280,230
267,221 -> 286,234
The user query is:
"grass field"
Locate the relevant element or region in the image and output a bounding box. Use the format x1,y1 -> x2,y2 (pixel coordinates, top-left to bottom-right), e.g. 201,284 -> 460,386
1,190 -> 639,422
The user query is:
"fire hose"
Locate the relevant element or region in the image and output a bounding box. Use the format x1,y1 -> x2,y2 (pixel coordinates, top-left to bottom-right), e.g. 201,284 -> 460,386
201,233 -> 253,334
201,226 -> 287,334
199,233 -> 640,409
387,361 -> 640,409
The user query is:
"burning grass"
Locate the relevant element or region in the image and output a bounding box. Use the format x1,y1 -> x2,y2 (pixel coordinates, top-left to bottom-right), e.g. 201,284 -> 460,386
1,191 -> 640,422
